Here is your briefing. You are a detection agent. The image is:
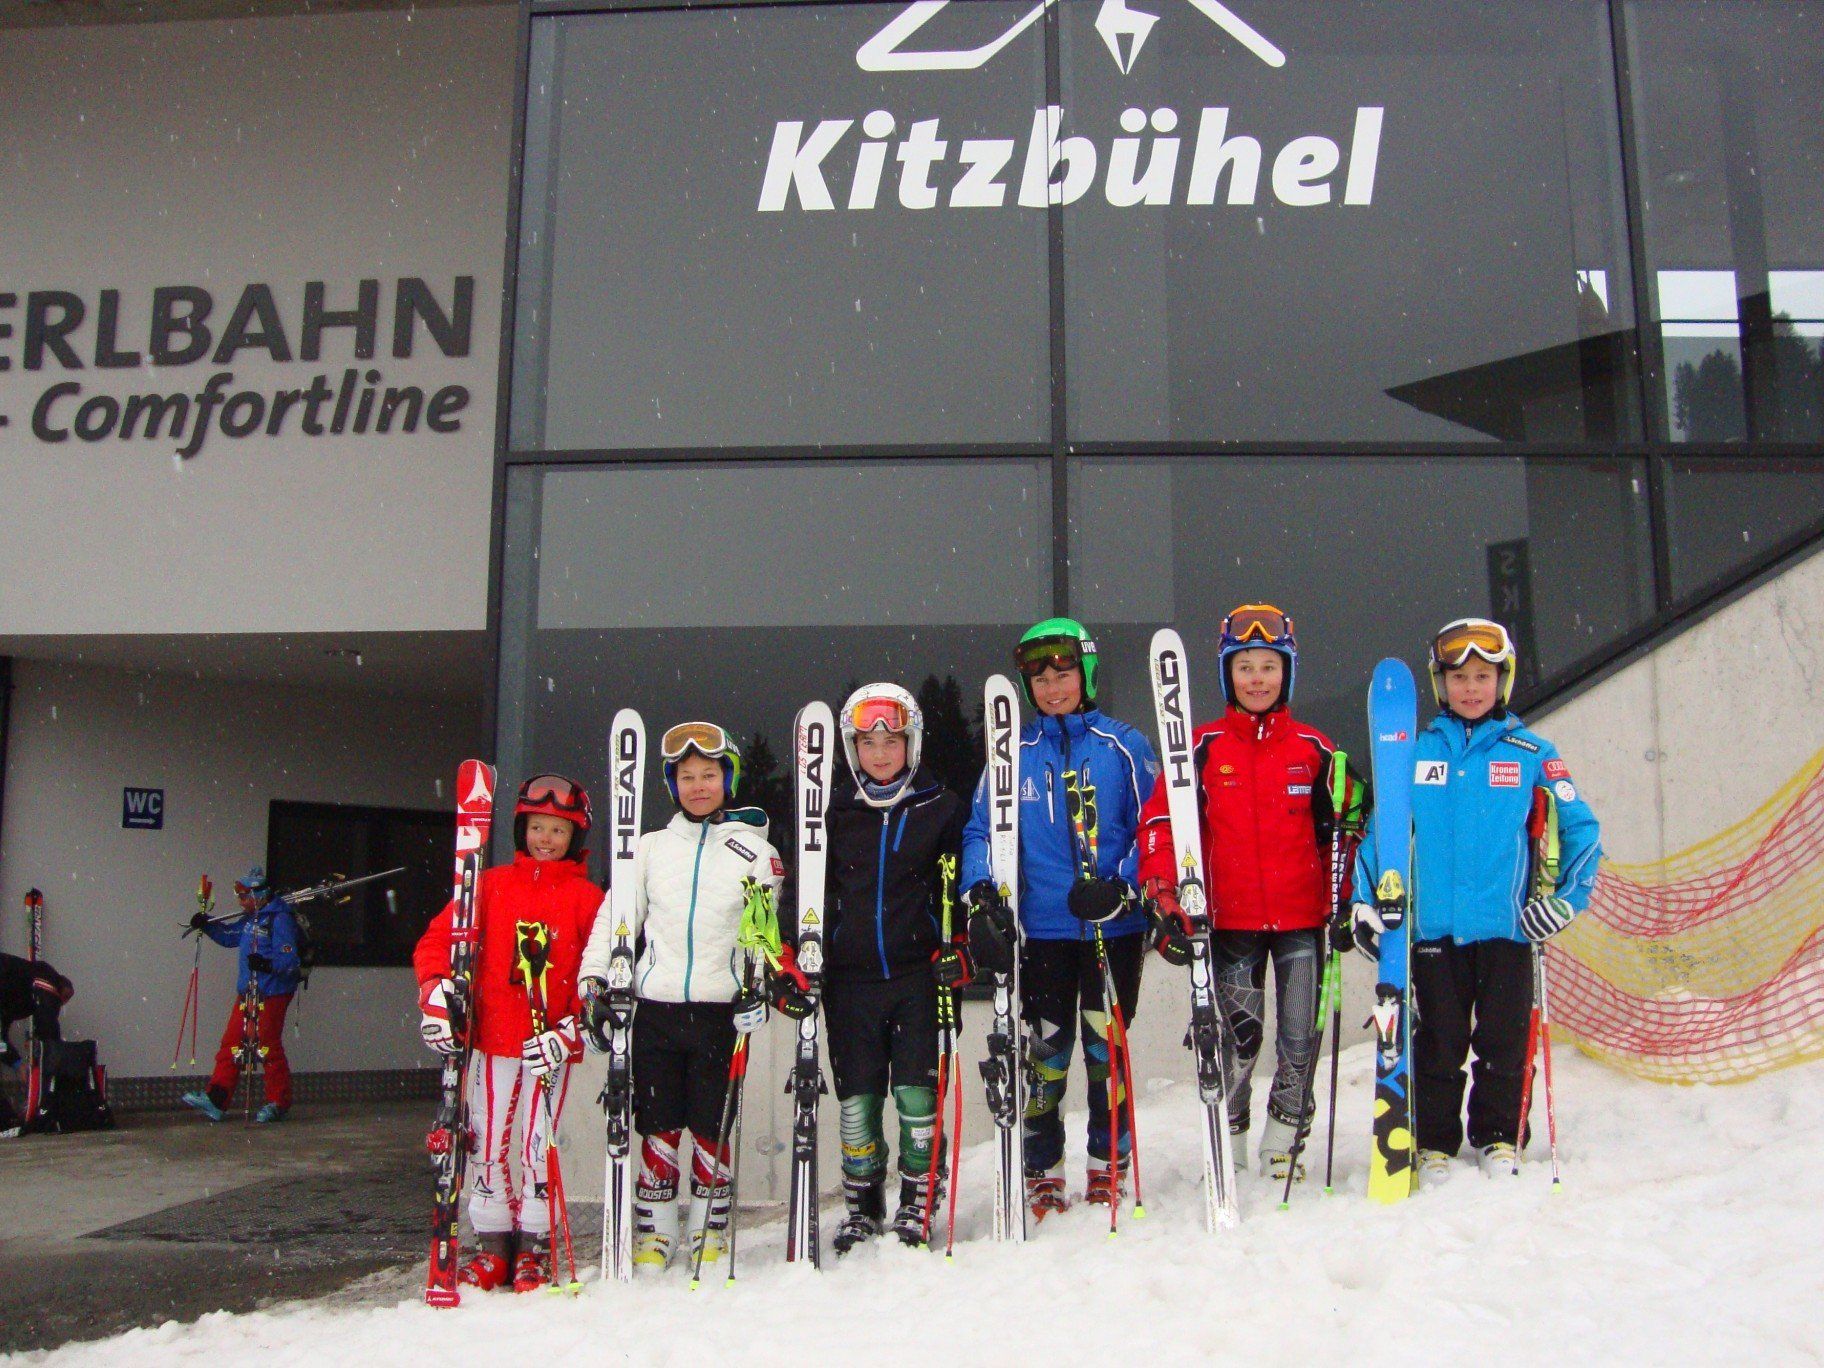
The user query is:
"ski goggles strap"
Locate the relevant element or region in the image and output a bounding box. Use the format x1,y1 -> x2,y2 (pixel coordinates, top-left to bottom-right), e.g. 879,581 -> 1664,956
847,697 -> 912,734
1432,619 -> 1514,669
660,720 -> 732,762
1222,604 -> 1293,646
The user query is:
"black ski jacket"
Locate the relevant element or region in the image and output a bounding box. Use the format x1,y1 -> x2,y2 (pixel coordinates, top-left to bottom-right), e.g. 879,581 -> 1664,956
822,767 -> 968,983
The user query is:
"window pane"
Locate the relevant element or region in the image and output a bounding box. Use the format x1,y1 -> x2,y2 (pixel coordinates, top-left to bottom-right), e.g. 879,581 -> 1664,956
1627,0 -> 1824,441
1664,458 -> 1824,602
512,6 -> 1050,451
496,459 -> 1053,848
1059,0 -> 1640,444
1068,456 -> 1654,750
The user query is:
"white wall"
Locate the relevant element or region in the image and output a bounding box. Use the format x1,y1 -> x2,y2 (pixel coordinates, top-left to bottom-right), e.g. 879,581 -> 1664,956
0,658 -> 481,1077
1534,543 -> 1824,866
0,4 -> 514,635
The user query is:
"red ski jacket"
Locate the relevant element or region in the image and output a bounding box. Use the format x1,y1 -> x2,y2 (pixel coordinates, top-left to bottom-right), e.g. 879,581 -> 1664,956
413,852 -> 602,1058
1138,706 -> 1341,933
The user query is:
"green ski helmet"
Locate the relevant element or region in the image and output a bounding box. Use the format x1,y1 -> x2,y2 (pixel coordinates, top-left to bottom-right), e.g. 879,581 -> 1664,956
1015,617 -> 1099,709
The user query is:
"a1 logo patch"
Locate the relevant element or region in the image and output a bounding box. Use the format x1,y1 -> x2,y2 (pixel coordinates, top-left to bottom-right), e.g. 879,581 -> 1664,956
1488,760 -> 1522,788
1415,760 -> 1449,786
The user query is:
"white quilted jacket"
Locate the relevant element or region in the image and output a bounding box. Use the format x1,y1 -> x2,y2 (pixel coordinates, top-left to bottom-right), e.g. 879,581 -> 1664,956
580,807 -> 784,1004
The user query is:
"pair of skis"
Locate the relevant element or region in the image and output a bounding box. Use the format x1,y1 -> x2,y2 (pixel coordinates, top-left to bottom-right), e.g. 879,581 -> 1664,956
22,889 -> 45,1128
424,758 -> 496,1306
594,705 -> 833,1281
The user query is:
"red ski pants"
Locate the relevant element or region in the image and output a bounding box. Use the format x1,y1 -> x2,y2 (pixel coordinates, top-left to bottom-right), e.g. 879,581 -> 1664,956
208,992 -> 293,1109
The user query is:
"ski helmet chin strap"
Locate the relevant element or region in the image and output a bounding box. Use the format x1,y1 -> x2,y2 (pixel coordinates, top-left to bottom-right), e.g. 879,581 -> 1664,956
857,770 -> 913,808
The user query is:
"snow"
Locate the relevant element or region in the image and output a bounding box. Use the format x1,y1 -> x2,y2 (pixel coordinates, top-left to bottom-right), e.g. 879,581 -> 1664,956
27,1046 -> 1824,1367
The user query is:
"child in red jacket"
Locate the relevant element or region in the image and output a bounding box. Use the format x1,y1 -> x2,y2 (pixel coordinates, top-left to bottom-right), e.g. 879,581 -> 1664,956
414,774 -> 602,1292
1138,605 -> 1356,1182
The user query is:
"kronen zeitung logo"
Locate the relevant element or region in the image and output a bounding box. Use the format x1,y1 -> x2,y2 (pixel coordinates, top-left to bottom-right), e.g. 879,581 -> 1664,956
760,0 -> 1382,213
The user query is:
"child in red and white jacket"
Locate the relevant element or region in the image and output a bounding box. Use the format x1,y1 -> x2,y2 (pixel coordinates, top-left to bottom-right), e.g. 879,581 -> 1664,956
414,773 -> 601,1293
1138,605 -> 1360,1182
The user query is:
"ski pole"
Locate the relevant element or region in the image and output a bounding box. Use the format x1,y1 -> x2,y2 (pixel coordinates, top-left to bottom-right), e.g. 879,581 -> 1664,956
724,1041 -> 749,1288
515,921 -> 579,1292
1536,950 -> 1562,1188
172,939 -> 201,1069
926,854 -> 964,1255
1515,787 -> 1562,1181
692,972 -> 753,1290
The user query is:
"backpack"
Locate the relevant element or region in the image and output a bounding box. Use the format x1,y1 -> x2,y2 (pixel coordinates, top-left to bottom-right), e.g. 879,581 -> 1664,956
29,1038 -> 114,1133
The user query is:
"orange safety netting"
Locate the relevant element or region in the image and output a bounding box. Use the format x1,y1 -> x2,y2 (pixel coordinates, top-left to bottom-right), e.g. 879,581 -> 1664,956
1546,747 -> 1824,1084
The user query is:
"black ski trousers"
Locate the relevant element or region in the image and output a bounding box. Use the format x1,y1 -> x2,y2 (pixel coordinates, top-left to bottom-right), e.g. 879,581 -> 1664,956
1021,932 -> 1144,1170
632,1000 -> 738,1142
1411,936 -> 1534,1153
824,970 -> 938,1099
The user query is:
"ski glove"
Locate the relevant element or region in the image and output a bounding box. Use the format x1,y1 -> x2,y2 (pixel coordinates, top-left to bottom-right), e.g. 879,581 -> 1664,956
1520,895 -> 1576,943
579,975 -> 634,1052
418,977 -> 460,1055
1350,900 -> 1402,960
932,940 -> 975,989
964,880 -> 1017,978
247,953 -> 274,974
188,911 -> 211,932
732,987 -> 768,1035
768,948 -> 816,1020
523,1017 -> 579,1078
1068,875 -> 1132,925
1146,885 -> 1196,968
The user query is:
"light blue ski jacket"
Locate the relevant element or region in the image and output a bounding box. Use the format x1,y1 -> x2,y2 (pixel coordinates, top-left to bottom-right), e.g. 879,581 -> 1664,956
1352,711 -> 1602,945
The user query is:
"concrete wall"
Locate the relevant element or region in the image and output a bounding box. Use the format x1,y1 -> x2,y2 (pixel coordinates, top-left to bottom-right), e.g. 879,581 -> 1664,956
0,658 -> 481,1077
1534,542 -> 1824,866
0,4 -> 513,635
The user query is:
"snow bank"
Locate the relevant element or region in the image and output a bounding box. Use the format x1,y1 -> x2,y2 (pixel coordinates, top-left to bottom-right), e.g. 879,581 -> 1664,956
28,1046 -> 1824,1367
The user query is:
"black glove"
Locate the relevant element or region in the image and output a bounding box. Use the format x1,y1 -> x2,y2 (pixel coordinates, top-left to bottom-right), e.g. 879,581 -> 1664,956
247,953 -> 274,974
769,961 -> 816,1020
932,941 -> 975,989
1328,907 -> 1355,955
188,912 -> 210,932
1146,887 -> 1195,967
579,976 -> 634,1051
1068,875 -> 1132,925
964,880 -> 1016,978
732,987 -> 767,1035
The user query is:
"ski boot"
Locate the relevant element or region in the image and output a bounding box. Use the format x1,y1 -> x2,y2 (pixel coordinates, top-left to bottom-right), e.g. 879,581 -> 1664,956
181,1090 -> 226,1122
1025,1166 -> 1068,1223
458,1232 -> 513,1291
687,1175 -> 731,1268
1476,1142 -> 1517,1178
513,1234 -> 551,1293
253,1102 -> 286,1124
1257,1115 -> 1303,1183
1417,1149 -> 1454,1186
889,1175 -> 931,1247
1084,1156 -> 1126,1207
633,1191 -> 678,1270
832,1174 -> 884,1255
1229,1125 -> 1250,1173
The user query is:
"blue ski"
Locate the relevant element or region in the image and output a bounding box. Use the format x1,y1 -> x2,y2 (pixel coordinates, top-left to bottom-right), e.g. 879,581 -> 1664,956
1365,659 -> 1417,1203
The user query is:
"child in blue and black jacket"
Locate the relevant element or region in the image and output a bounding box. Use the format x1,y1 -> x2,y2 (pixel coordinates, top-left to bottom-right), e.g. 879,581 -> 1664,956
1351,619 -> 1600,1181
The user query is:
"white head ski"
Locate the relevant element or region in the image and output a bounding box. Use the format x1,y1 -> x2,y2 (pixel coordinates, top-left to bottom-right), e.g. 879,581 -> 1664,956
787,700 -> 834,1267
600,709 -> 644,1282
982,672 -> 1027,1243
1148,628 -> 1240,1230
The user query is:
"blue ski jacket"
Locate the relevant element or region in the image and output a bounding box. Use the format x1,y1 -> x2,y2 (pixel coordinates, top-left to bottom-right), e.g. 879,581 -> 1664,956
962,708 -> 1159,942
1352,711 -> 1602,945
204,897 -> 304,997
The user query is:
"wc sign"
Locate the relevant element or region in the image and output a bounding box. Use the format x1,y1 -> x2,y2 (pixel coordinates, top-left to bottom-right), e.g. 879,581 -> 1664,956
123,787 -> 165,831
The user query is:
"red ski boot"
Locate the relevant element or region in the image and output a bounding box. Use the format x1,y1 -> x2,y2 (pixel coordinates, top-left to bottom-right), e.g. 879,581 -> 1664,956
458,1233 -> 512,1291
513,1236 -> 551,1293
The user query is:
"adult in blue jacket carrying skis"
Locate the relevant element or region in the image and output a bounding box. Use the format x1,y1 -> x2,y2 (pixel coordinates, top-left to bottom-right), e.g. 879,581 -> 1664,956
1351,619 -> 1601,1180
962,618 -> 1159,1219
182,867 -> 304,1123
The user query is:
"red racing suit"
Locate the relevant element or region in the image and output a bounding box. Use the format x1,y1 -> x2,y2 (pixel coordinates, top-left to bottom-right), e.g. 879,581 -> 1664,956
1138,705 -> 1342,933
413,851 -> 602,1056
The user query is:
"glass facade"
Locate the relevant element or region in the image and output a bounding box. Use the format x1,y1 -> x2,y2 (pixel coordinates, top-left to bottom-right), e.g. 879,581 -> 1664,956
499,0 -> 1824,784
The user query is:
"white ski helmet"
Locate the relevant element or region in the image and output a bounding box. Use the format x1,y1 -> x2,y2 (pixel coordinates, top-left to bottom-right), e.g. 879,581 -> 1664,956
839,682 -> 923,808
